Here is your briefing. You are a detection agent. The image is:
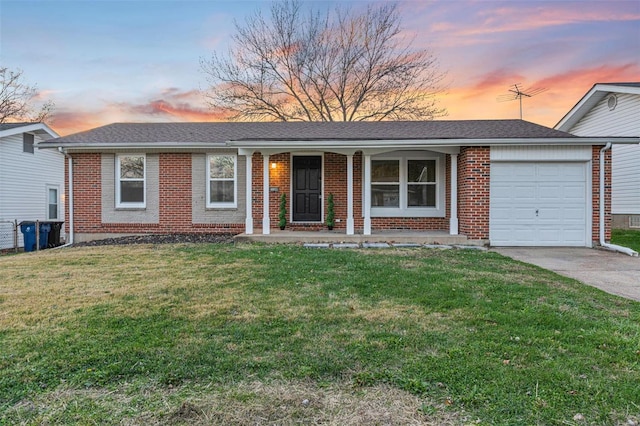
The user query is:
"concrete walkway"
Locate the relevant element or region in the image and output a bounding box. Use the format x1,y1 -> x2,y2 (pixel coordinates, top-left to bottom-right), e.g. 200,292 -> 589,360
493,247 -> 640,302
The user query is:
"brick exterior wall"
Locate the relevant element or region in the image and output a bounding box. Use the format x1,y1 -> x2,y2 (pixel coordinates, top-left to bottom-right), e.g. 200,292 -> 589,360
457,147 -> 490,240
592,145 -> 612,244
67,147 -> 611,244
158,153 -> 192,231
68,153 -> 102,235
68,153 -> 243,240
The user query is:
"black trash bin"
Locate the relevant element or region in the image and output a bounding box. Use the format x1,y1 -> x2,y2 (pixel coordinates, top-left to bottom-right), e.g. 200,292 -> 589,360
46,221 -> 65,247
38,223 -> 51,250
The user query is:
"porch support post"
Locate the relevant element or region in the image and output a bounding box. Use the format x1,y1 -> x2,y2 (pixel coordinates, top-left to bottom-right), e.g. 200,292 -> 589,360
346,153 -> 355,235
450,153 -> 459,235
245,152 -> 254,234
363,154 -> 372,235
262,154 -> 270,234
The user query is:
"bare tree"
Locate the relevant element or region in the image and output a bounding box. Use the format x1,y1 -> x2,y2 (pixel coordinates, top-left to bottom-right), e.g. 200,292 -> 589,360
201,1 -> 446,121
0,67 -> 54,123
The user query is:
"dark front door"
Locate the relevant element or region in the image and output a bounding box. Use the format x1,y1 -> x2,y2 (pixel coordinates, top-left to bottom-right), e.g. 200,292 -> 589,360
293,156 -> 322,222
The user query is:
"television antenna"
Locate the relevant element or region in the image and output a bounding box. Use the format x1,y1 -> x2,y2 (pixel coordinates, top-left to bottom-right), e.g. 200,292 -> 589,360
497,84 -> 547,119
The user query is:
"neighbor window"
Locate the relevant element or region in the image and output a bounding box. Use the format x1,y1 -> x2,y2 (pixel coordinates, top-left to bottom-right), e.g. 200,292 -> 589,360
370,154 -> 443,217
207,154 -> 236,208
47,186 -> 59,220
116,154 -> 145,208
23,133 -> 35,154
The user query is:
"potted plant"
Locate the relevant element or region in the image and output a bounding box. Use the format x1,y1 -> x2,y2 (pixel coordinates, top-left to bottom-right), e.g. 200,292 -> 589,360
278,193 -> 287,230
326,193 -> 335,230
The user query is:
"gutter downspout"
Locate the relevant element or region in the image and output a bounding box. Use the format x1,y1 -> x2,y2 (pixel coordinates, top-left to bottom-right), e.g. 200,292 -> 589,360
599,143 -> 638,256
57,147 -> 74,247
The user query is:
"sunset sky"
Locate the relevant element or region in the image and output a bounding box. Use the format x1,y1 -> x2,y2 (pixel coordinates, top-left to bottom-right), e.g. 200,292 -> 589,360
1,0 -> 639,136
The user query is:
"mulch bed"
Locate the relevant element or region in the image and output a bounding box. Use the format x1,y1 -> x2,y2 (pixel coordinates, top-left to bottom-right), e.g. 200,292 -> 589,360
74,233 -> 236,247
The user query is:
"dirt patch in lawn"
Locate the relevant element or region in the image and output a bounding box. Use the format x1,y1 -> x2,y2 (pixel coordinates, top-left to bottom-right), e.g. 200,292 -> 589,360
6,380 -> 467,425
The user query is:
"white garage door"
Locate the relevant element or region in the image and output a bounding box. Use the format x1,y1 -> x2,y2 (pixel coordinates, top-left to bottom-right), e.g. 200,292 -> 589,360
490,162 -> 589,246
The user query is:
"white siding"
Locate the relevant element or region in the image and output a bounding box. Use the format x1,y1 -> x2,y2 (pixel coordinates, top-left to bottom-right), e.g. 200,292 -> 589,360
568,92 -> 640,215
0,133 -> 65,248
491,145 -> 591,161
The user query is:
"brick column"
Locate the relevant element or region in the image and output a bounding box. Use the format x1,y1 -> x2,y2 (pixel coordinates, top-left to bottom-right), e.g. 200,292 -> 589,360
458,147 -> 490,240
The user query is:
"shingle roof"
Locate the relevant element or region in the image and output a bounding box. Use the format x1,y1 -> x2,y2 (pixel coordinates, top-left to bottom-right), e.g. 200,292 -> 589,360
41,120 -> 575,146
605,82 -> 640,88
0,122 -> 35,131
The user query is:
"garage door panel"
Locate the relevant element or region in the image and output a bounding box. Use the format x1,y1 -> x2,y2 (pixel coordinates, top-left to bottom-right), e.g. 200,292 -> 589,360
513,208 -> 535,221
562,207 -> 586,221
562,184 -> 586,200
538,207 -> 560,219
490,162 -> 588,247
537,229 -> 563,243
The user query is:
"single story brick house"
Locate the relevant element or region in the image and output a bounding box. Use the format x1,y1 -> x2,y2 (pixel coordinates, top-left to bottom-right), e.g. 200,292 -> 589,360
39,120 -> 639,247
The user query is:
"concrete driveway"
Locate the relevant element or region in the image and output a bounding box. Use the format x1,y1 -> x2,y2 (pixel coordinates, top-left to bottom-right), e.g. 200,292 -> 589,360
493,247 -> 640,302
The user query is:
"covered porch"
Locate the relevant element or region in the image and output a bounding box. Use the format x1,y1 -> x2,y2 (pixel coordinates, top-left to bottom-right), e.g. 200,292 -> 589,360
235,140 -> 462,239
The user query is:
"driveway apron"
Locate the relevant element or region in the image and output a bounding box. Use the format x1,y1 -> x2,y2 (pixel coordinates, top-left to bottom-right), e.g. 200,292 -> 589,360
493,247 -> 640,302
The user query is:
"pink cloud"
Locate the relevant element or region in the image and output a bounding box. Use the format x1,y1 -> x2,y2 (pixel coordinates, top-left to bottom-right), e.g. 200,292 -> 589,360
430,3 -> 640,41
48,89 -> 231,136
443,62 -> 640,127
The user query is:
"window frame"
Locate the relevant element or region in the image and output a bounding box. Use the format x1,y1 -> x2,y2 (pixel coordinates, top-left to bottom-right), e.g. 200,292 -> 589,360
23,133 -> 35,154
370,153 -> 445,218
407,159 -> 438,208
116,154 -> 146,209
46,185 -> 60,220
206,153 -> 237,209
371,157 -> 402,208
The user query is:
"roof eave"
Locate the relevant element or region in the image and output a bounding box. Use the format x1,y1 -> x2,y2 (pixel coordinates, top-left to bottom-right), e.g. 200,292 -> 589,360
38,137 -> 640,152
39,141 -> 226,151
229,137 -> 640,149
0,122 -> 59,139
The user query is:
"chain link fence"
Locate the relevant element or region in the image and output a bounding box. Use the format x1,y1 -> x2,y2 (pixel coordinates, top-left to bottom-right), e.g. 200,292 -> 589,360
0,220 -> 19,253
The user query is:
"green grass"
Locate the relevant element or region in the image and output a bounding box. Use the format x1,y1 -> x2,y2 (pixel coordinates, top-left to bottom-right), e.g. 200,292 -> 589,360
612,228 -> 640,252
1,244 -> 639,425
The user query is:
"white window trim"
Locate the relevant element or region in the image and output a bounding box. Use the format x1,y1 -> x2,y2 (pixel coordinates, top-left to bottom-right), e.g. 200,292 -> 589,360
116,154 -> 146,209
46,184 -> 60,220
207,153 -> 238,209
370,153 -> 445,218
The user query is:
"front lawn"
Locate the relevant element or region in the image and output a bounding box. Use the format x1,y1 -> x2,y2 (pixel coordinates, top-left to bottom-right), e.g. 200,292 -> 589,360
612,228 -> 640,253
1,244 -> 638,425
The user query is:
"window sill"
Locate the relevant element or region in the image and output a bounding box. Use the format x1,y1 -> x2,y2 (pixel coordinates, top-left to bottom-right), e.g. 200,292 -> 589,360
206,203 -> 238,210
115,207 -> 147,211
370,208 -> 445,218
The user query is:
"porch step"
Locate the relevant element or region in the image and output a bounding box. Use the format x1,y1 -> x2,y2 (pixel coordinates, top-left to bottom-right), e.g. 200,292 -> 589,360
234,230 -> 485,246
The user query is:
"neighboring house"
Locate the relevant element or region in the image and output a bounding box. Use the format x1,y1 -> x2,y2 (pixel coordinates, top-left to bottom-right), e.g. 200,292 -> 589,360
556,83 -> 640,229
39,120 -> 639,247
0,122 -> 64,249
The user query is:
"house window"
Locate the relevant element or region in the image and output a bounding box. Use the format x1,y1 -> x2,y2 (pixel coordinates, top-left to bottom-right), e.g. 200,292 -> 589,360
372,160 -> 400,207
207,154 -> 236,208
370,153 -> 444,217
116,154 -> 145,208
407,160 -> 436,207
23,133 -> 35,154
47,186 -> 59,220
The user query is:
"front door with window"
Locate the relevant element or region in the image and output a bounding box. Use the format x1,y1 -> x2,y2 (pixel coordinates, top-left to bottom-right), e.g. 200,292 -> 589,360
292,156 -> 322,222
